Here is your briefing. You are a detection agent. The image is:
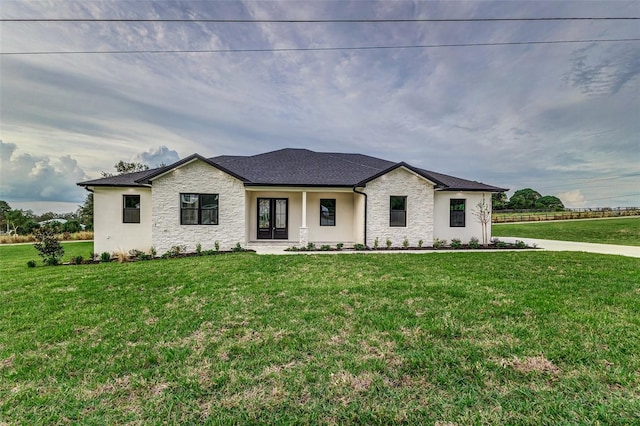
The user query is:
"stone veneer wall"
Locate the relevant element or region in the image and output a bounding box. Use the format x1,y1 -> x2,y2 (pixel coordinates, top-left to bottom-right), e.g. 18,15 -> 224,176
364,167 -> 434,248
151,160 -> 246,253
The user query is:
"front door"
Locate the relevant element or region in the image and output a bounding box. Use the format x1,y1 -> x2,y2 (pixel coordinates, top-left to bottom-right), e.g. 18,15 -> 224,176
257,198 -> 288,239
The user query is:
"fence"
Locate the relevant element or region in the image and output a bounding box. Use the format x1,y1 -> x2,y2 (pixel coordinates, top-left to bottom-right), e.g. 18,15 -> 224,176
492,207 -> 640,223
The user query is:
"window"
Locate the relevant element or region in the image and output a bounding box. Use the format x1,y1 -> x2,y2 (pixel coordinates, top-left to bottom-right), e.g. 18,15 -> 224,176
320,199 -> 336,226
181,193 -> 219,225
123,195 -> 140,223
450,199 -> 466,227
390,196 -> 407,227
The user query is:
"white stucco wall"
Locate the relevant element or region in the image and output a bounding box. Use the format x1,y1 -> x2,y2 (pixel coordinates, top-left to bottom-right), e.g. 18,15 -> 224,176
306,192 -> 356,244
363,167 -> 435,248
92,187 -> 153,254
151,160 -> 246,253
433,192 -> 492,243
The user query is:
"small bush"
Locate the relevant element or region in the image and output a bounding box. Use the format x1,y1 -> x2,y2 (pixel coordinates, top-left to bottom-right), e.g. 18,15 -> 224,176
354,243 -> 366,251
202,249 -> 217,256
373,238 -> 379,249
320,244 -> 331,251
469,237 -> 480,249
418,239 -> 423,248
306,242 -> 316,251
496,240 -> 507,248
433,238 -> 446,249
402,237 -> 409,249
89,252 -> 96,261
100,252 -> 111,262
233,242 -> 243,252
336,243 -> 344,251
385,238 -> 392,249
214,241 -> 220,252
33,228 -> 64,266
287,246 -> 299,252
149,247 -> 157,257
515,240 -> 528,249
26,260 -> 36,268
196,243 -> 202,255
450,238 -> 463,249
70,255 -> 84,265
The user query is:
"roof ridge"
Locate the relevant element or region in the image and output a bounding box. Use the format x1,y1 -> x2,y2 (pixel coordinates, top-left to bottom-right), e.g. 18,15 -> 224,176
324,152 -> 394,171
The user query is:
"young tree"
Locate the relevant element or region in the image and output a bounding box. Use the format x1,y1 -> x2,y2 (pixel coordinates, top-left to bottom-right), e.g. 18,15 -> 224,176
33,227 -> 65,265
472,195 -> 491,248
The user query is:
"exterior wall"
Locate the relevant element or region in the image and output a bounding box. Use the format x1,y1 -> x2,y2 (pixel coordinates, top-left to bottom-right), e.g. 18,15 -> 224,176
151,160 -> 246,253
93,187 -> 152,254
364,167 -> 434,248
433,192 -> 492,243
306,192 -> 356,244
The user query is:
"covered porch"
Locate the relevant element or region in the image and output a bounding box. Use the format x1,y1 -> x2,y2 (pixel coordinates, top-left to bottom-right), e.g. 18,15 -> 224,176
244,187 -> 365,247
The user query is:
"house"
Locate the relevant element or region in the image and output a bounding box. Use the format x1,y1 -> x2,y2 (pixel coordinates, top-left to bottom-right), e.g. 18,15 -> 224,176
77,148 -> 507,254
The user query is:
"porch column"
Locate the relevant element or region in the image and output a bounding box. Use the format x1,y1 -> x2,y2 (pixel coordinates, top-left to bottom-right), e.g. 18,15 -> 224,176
300,191 -> 309,245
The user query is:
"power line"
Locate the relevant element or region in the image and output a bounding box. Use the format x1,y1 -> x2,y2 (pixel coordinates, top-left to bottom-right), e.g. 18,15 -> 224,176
2,17 -> 638,23
3,37 -> 639,56
535,174 -> 640,191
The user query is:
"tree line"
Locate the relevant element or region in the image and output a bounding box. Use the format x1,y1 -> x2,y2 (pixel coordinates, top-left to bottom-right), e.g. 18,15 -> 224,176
492,188 -> 565,211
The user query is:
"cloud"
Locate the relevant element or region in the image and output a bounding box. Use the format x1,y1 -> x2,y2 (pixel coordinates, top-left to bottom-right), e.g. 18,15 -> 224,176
134,146 -> 180,167
557,190 -> 586,208
0,141 -> 89,203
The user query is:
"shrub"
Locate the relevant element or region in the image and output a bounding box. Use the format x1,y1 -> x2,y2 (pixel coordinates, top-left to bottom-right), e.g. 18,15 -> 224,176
450,238 -> 463,249
336,243 -> 344,251
469,237 -> 480,249
196,243 -> 202,255
33,228 -> 64,266
373,237 -> 379,249
320,244 -> 331,251
149,246 -> 157,257
385,238 -> 392,249
26,260 -> 36,268
114,251 -> 129,263
214,241 -> 220,252
418,239 -> 423,248
100,252 -> 111,262
70,255 -> 84,265
128,249 -> 144,259
89,252 -> 96,261
354,243 -> 366,251
433,238 -> 446,249
515,240 -> 528,249
201,249 -> 217,256
306,242 -> 316,251
402,237 -> 409,249
233,242 -> 243,252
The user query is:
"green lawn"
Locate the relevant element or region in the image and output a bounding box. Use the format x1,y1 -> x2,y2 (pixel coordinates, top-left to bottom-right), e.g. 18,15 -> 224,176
493,217 -> 640,246
1,243 -> 639,424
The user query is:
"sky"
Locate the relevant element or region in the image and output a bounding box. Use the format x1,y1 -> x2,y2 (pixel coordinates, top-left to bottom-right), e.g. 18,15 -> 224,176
1,0 -> 638,214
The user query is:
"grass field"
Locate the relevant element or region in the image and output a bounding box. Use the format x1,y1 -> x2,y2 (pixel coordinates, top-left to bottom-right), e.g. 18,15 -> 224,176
1,243 -> 639,424
493,217 -> 640,246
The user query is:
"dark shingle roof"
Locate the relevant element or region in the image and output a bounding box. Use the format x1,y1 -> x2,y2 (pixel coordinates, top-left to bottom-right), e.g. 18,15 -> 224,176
78,148 -> 507,192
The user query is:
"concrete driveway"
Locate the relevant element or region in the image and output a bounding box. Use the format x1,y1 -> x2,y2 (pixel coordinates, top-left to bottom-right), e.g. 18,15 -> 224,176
498,237 -> 640,258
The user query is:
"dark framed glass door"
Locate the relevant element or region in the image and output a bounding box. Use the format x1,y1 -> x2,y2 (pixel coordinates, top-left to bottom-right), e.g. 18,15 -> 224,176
257,198 -> 288,239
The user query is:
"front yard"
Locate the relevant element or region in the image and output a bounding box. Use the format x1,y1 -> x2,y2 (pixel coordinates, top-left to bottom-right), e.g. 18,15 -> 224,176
1,243 -> 639,424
